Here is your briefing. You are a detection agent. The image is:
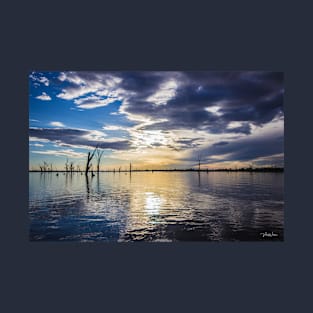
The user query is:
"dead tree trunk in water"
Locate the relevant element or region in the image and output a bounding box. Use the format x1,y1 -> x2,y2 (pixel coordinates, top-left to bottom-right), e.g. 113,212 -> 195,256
85,147 -> 97,176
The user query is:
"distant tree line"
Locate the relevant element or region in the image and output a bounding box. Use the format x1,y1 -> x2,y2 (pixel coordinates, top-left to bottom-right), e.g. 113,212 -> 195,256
32,147 -> 283,174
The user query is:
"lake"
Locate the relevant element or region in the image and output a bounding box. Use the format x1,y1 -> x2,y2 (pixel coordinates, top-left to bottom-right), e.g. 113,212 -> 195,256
29,171 -> 284,241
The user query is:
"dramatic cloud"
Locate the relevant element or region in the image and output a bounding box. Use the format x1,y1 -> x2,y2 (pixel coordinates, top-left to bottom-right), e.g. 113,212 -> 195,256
184,125 -> 284,166
36,92 -> 51,101
50,121 -> 65,127
29,71 -> 284,169
121,71 -> 284,135
56,71 -> 124,100
146,79 -> 178,106
29,127 -> 131,150
52,71 -> 283,135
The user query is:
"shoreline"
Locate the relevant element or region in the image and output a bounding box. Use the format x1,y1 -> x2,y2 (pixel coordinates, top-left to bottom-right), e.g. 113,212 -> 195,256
28,168 -> 284,173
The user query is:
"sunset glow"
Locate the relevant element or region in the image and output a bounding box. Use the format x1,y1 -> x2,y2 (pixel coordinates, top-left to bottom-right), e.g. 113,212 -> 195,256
29,71 -> 284,171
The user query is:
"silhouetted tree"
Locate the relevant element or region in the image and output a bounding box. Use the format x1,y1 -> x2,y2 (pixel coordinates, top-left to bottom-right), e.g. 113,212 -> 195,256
85,146 -> 97,175
70,161 -> 74,173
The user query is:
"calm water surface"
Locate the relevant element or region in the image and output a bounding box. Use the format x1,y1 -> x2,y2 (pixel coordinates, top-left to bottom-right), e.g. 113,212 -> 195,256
29,172 -> 284,241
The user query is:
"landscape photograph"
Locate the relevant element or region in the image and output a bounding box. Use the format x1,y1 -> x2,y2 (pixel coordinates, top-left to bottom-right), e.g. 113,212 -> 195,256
29,71 -> 284,241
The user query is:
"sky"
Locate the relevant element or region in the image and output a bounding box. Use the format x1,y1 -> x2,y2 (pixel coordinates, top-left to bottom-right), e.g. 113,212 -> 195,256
29,71 -> 284,171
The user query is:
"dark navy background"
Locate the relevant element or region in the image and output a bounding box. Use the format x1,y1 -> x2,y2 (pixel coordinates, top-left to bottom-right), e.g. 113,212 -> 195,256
2,1 -> 312,312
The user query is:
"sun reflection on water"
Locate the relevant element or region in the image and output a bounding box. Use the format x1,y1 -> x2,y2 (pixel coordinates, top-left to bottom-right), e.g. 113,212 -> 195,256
144,192 -> 163,215
29,172 -> 284,241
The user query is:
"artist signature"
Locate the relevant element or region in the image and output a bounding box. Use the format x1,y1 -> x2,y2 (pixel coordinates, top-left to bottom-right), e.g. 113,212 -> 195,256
260,231 -> 278,238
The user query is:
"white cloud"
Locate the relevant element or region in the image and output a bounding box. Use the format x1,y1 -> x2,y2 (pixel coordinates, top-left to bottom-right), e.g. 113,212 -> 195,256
102,125 -> 129,131
32,149 -> 85,158
29,73 -> 49,86
146,79 -> 178,106
74,95 -> 101,105
29,143 -> 44,147
58,72 -> 85,85
249,117 -> 284,137
205,106 -> 223,116
56,72 -> 124,101
227,121 -> 244,129
74,97 -> 118,109
58,72 -> 67,82
36,92 -> 51,101
38,77 -> 49,86
29,136 -> 50,143
96,88 -> 125,99
50,121 -> 65,127
57,85 -> 101,100
81,130 -> 108,141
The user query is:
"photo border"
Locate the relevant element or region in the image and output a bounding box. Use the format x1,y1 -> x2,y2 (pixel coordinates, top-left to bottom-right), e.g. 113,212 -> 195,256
2,1 -> 312,312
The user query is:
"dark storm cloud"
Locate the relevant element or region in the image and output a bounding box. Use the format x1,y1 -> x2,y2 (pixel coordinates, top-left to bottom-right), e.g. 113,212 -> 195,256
175,138 -> 201,145
118,71 -> 172,94
29,128 -> 131,150
219,90 -> 283,126
185,134 -> 284,164
116,71 -> 284,134
58,71 -> 283,135
225,122 -> 252,135
212,141 -> 229,147
147,137 -> 203,152
167,138 -> 203,151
